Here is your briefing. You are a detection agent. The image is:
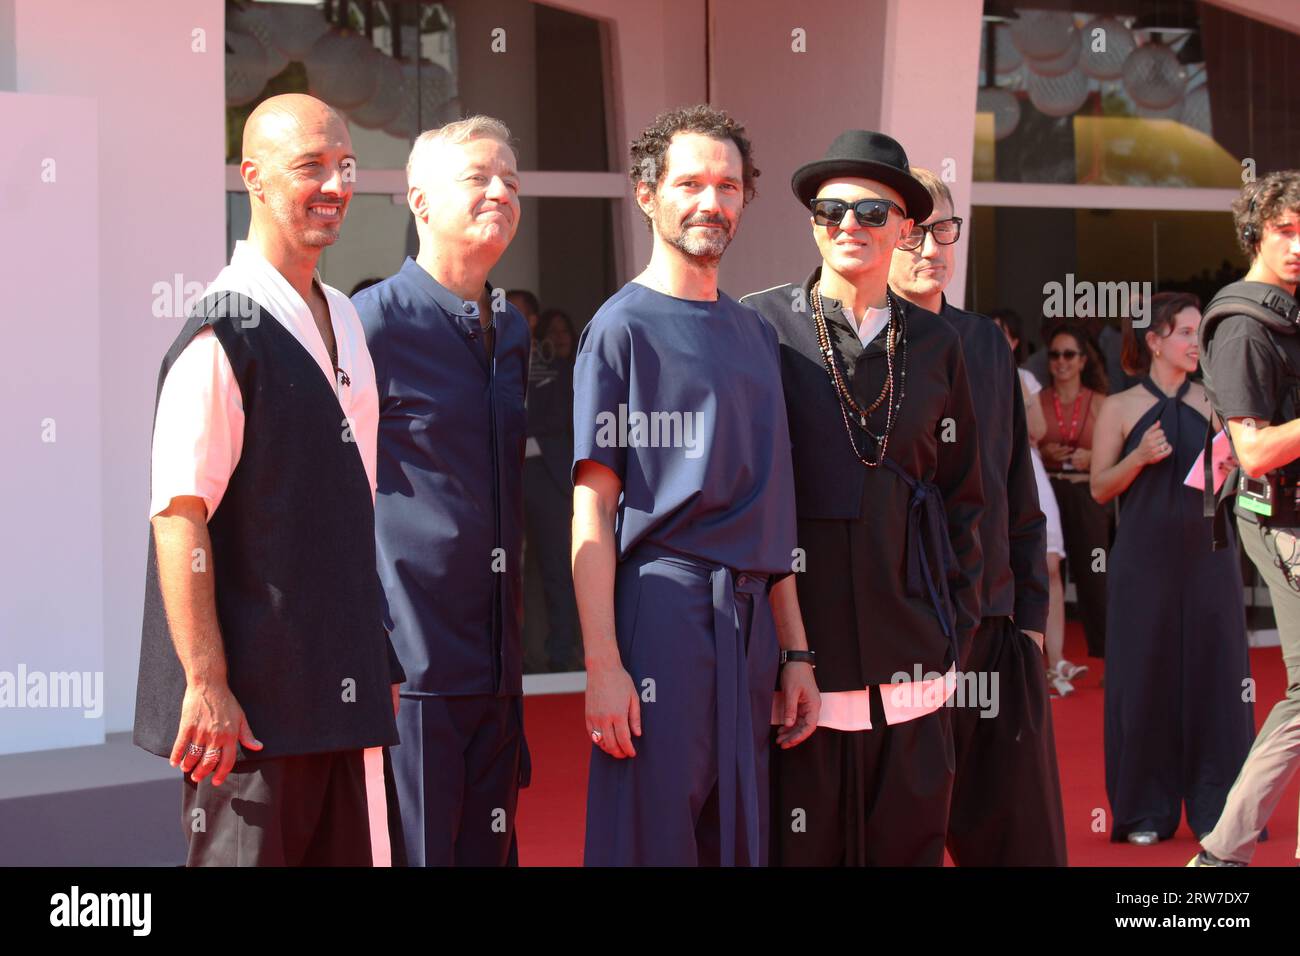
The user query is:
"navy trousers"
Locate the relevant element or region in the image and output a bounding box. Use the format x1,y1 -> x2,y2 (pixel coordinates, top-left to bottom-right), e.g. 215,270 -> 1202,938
387,693 -> 528,866
584,547 -> 778,866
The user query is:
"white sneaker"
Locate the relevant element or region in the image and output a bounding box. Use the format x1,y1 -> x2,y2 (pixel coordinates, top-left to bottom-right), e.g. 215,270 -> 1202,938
1055,659 -> 1089,681
1048,671 -> 1074,697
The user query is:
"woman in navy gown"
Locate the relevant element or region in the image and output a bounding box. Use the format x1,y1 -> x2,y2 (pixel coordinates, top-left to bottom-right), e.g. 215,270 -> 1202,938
1091,292 -> 1255,846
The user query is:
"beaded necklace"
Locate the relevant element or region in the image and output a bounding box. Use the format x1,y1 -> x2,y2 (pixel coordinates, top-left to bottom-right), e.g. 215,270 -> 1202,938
811,282 -> 908,467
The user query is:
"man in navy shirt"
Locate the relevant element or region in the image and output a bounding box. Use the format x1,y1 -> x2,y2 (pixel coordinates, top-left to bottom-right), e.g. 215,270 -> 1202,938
354,116 -> 530,866
574,105 -> 819,866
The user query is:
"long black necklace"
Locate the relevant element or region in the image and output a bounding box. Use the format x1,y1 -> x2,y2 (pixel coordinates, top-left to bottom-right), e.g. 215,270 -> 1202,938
811,282 -> 908,467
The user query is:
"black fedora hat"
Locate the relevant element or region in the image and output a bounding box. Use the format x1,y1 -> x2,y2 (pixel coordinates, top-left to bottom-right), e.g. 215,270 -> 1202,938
791,130 -> 933,223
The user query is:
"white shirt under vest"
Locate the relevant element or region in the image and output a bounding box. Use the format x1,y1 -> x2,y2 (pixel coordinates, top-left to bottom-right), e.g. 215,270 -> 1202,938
149,240 -> 379,519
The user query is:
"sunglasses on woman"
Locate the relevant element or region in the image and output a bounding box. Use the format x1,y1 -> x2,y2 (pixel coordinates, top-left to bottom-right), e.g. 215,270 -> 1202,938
1048,349 -> 1081,360
810,197 -> 906,228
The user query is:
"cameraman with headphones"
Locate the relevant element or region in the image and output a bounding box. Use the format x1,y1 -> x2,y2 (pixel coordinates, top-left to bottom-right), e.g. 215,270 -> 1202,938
1193,171 -> 1300,866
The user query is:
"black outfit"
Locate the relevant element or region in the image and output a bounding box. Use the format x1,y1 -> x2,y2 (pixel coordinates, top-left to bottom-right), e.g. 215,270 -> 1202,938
743,271 -> 984,866
523,355 -> 581,670
1103,377 -> 1255,842
937,298 -> 1067,867
134,292 -> 404,866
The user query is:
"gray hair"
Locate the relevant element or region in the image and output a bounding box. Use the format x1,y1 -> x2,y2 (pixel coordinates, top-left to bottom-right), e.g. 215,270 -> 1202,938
406,115 -> 514,187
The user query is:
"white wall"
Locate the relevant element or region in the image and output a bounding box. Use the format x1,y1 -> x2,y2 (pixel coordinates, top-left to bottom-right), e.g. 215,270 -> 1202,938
878,0 -> 984,308
14,0 -> 227,737
0,91 -> 103,754
708,0 -> 890,298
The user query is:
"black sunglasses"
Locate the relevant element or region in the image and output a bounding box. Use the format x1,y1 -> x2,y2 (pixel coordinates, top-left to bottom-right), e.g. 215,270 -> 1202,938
897,216 -> 963,251
810,197 -> 906,228
1047,349 -> 1081,361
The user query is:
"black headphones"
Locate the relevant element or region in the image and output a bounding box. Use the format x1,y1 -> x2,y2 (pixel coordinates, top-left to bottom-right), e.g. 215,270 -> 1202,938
1242,194 -> 1260,246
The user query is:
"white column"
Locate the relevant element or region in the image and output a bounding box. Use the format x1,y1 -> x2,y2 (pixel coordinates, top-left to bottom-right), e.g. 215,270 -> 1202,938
0,91 -> 103,753
878,0 -> 984,307
14,0 -> 227,736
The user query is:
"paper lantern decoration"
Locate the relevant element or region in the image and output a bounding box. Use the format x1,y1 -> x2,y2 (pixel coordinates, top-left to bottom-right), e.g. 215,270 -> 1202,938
269,2 -> 330,60
1010,10 -> 1076,60
228,4 -> 288,78
979,23 -> 1023,76
226,26 -> 270,107
305,29 -> 379,110
1181,84 -> 1212,136
1078,16 -> 1134,80
1027,67 -> 1090,118
1122,42 -> 1187,110
385,58 -> 457,139
1025,29 -> 1080,78
977,87 -> 1022,140
349,50 -> 405,130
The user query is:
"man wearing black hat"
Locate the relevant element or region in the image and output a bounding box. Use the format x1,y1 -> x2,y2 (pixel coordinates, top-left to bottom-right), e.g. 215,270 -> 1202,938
742,131 -> 984,865
891,167 -> 1066,867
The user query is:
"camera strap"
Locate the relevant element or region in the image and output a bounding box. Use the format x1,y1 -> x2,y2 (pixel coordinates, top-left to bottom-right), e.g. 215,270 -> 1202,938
1199,281 -> 1300,546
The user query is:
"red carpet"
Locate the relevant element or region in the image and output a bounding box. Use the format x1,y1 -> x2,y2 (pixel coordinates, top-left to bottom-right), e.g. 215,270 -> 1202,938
516,622 -> 1298,866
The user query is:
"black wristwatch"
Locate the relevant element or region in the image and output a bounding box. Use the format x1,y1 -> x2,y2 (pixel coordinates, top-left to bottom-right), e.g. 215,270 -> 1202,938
780,649 -> 816,668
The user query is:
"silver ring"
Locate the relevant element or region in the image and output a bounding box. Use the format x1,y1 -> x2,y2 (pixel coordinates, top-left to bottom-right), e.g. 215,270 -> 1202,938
591,730 -> 603,743
186,743 -> 204,758
202,748 -> 222,760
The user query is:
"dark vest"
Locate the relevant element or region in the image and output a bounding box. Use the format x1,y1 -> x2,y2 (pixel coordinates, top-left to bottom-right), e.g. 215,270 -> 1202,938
133,292 -> 399,760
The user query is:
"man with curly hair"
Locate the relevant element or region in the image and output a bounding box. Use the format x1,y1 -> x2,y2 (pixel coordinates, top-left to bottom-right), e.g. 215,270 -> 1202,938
574,104 -> 819,866
1191,170 -> 1300,866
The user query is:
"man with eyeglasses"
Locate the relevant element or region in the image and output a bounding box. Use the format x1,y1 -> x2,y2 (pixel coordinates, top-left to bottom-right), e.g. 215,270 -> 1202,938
743,131 -> 984,865
889,168 -> 1067,866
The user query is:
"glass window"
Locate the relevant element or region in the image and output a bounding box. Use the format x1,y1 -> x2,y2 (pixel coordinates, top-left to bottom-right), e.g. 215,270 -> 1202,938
966,205 -> 1247,352
974,2 -> 1300,186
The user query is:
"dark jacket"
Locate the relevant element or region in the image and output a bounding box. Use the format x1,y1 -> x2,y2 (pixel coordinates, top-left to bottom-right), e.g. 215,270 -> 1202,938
742,270 -> 984,686
939,297 -> 1049,634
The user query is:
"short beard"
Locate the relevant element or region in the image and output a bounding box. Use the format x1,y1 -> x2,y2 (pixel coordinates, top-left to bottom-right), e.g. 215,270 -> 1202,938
659,211 -> 734,264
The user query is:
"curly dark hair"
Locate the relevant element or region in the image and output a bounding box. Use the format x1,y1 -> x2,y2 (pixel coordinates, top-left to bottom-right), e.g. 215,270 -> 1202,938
628,104 -> 759,225
1233,170 -> 1300,258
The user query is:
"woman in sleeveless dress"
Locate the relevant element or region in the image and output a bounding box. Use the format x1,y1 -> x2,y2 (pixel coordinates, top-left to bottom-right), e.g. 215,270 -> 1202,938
1091,293 -> 1255,846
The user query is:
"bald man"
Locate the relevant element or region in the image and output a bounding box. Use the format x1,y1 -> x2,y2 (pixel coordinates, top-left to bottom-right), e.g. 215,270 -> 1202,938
133,94 -> 405,866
